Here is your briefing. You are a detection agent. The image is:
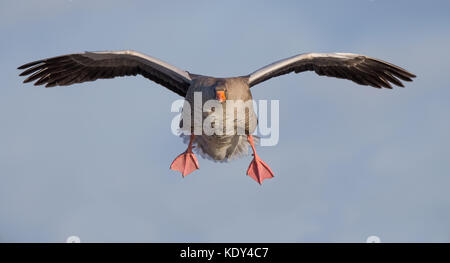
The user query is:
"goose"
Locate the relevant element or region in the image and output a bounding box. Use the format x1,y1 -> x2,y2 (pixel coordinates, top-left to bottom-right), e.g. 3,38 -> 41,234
18,50 -> 416,184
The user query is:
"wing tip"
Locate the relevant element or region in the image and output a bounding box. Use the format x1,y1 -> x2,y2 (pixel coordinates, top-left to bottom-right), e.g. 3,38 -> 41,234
17,60 -> 43,70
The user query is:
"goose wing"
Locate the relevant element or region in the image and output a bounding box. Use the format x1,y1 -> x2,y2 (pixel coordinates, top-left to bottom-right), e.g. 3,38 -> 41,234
18,50 -> 192,97
248,52 -> 415,89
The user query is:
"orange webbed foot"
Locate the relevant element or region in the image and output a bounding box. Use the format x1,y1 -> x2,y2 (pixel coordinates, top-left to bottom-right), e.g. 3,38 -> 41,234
246,135 -> 274,184
247,153 -> 274,184
170,151 -> 199,177
170,134 -> 199,177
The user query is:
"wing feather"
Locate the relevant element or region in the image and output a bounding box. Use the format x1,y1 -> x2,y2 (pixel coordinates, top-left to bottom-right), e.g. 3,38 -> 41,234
248,53 -> 415,89
18,50 -> 192,97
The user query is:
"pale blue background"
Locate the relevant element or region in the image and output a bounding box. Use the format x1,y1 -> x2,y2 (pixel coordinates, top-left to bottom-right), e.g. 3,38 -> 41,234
1,0 -> 449,242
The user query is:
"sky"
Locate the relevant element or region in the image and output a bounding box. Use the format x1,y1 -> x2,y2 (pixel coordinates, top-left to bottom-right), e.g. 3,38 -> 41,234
1,0 -> 449,242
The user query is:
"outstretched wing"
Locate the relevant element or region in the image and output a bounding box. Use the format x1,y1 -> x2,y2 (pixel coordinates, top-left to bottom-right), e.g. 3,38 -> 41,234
18,50 -> 192,97
248,53 -> 416,89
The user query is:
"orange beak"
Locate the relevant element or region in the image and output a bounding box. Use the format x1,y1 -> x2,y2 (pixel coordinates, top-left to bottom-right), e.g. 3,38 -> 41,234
216,90 -> 226,102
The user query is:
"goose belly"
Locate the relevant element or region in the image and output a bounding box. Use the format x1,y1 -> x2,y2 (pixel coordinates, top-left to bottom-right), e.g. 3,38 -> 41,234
181,133 -> 257,162
180,103 -> 258,162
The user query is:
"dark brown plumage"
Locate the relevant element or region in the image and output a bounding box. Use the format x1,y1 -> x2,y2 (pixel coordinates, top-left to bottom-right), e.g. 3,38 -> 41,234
248,53 -> 415,89
18,51 -> 191,96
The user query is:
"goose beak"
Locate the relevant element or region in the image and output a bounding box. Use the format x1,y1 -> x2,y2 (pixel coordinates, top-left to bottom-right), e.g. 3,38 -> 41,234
216,90 -> 226,102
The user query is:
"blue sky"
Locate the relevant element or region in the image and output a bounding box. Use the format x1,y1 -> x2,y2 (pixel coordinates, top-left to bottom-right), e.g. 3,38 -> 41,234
1,0 -> 449,242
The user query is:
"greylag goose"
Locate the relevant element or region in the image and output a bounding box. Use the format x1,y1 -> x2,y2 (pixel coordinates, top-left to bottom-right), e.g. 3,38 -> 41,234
17,51 -> 416,184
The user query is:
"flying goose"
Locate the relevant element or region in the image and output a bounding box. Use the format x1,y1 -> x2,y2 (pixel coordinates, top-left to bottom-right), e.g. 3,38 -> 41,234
18,50 -> 416,184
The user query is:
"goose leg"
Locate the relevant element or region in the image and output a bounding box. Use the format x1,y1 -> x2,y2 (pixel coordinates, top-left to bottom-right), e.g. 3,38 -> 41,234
246,135 -> 274,184
170,134 -> 200,177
